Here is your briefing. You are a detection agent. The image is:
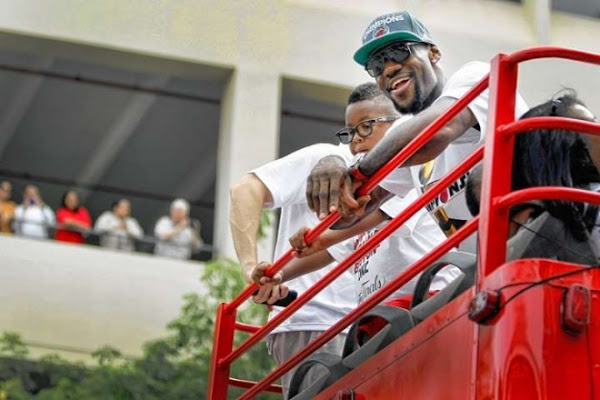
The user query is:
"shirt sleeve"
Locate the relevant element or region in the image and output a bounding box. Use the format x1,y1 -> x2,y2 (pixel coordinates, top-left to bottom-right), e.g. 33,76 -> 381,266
436,61 -> 529,144
435,61 -> 491,144
378,189 -> 421,237
154,217 -> 171,237
252,143 -> 346,209
326,237 -> 356,264
128,219 -> 144,239
81,208 -> 92,228
43,206 -> 56,227
379,167 -> 414,198
56,208 -> 67,224
95,213 -> 116,233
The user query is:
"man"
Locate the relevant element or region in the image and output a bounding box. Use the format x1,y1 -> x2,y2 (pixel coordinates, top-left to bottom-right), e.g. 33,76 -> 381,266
94,198 -> 144,252
0,181 -> 16,234
304,11 -> 528,253
154,198 -> 203,260
229,129 -> 358,397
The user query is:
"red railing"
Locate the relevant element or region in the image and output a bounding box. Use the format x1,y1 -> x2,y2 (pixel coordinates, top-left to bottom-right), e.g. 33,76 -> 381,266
208,47 -> 600,399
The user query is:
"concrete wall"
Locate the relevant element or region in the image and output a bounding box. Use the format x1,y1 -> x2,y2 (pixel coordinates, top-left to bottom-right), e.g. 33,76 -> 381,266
0,235 -> 205,361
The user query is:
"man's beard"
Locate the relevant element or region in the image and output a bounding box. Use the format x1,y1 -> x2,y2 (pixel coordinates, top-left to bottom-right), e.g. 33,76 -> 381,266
393,77 -> 438,115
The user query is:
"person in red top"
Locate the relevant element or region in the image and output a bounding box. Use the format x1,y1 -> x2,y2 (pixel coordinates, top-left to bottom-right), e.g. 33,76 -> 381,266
55,190 -> 92,244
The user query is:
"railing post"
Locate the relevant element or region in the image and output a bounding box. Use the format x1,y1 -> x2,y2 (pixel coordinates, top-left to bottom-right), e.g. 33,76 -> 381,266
207,303 -> 236,400
478,53 -> 518,281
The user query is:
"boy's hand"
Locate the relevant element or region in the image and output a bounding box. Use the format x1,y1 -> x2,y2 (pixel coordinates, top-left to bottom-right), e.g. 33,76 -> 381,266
250,262 -> 289,306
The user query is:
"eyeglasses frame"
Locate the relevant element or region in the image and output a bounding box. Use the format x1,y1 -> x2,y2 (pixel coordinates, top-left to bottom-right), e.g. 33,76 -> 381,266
335,115 -> 399,144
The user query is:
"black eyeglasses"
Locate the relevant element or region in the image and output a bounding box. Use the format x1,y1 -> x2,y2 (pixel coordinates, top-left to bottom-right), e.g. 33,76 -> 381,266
365,42 -> 418,77
335,116 -> 398,144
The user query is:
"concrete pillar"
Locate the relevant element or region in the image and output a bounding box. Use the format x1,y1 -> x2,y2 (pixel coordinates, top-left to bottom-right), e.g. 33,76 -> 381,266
214,67 -> 280,260
525,0 -> 551,44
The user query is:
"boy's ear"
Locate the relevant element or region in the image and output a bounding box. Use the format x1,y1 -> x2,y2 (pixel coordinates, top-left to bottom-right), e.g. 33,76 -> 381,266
429,45 -> 441,65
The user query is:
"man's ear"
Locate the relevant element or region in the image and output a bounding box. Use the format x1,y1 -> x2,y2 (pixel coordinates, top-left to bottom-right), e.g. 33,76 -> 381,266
429,45 -> 442,65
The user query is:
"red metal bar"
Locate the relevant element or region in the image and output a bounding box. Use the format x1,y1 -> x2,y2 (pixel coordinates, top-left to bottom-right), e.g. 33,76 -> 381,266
234,321 -> 261,334
220,147 -> 484,368
478,53 -> 518,281
238,217 -> 479,399
496,187 -> 600,209
498,117 -> 600,138
207,303 -> 237,400
507,46 -> 600,66
228,378 -> 283,394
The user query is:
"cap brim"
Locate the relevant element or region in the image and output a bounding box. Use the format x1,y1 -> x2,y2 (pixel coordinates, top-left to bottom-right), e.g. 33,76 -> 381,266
353,31 -> 428,66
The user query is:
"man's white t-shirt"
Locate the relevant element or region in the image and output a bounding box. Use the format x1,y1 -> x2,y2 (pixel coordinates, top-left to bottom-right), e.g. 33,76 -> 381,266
252,143 -> 357,334
380,61 -> 529,252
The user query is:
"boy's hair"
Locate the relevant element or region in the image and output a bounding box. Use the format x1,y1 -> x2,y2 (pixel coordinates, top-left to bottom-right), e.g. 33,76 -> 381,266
347,82 -> 389,105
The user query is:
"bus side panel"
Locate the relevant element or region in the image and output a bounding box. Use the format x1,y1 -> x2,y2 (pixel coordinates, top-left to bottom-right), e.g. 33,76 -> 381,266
352,313 -> 476,399
318,290 -> 477,400
477,260 -> 594,400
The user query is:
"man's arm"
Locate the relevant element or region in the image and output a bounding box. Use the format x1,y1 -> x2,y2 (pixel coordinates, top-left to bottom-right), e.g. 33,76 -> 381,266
229,173 -> 274,283
359,97 -> 477,175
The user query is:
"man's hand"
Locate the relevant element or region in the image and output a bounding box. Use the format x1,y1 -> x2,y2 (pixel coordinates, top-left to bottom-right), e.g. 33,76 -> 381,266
250,262 -> 289,305
306,156 -> 358,220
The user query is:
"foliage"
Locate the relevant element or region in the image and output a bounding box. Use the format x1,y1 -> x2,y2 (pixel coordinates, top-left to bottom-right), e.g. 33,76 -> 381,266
0,257 -> 279,399
257,210 -> 273,240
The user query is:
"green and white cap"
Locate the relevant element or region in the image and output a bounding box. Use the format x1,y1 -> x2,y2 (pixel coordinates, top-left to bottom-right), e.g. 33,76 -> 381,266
354,11 -> 435,66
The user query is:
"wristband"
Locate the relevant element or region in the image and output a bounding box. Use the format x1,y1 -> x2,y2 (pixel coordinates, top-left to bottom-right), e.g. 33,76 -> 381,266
349,165 -> 369,181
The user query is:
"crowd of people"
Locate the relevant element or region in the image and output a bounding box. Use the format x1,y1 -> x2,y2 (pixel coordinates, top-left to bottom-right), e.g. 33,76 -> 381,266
228,10 -> 600,398
0,183 -> 204,260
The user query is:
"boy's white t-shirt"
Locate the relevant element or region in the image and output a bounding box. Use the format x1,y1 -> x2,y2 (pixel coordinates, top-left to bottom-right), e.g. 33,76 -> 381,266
327,189 -> 459,304
380,61 -> 530,252
252,143 -> 357,334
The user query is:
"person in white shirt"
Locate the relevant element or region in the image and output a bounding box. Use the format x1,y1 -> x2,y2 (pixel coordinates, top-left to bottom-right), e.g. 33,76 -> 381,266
302,11 -> 528,254
230,132 -> 357,398
94,199 -> 144,252
154,198 -> 202,260
14,185 -> 55,239
252,83 -> 455,315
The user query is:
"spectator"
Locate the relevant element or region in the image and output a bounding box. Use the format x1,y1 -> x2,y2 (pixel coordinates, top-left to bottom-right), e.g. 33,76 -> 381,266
94,199 -> 143,252
0,181 -> 16,234
54,190 -> 92,244
154,199 -> 202,260
14,185 -> 55,239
